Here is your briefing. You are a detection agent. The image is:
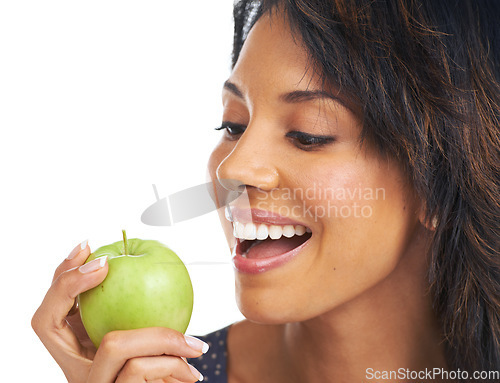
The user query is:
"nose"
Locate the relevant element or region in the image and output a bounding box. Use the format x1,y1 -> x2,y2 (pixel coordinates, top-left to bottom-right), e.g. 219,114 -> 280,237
216,122 -> 280,193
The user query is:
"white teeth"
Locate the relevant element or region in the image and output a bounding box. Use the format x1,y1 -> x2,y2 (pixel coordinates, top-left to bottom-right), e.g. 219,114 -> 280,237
282,225 -> 295,238
235,222 -> 245,238
233,222 -> 310,241
256,224 -> 269,240
268,225 -> 283,239
243,222 -> 257,240
295,225 -> 306,236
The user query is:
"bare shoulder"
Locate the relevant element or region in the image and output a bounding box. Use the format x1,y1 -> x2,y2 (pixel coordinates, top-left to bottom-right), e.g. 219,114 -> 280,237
226,320 -> 282,383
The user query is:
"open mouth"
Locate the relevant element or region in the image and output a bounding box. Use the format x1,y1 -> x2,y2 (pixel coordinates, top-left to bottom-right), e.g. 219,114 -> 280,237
234,222 -> 312,259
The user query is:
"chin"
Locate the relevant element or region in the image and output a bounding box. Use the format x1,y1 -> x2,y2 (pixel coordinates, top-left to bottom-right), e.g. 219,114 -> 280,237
237,305 -> 297,325
234,284 -> 327,325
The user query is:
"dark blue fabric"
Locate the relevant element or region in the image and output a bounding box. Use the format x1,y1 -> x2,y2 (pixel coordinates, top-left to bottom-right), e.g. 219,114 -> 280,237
188,324 -> 232,382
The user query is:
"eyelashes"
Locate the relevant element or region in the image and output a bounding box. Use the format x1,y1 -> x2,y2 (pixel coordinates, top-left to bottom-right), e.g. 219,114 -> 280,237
215,122 -> 336,151
285,131 -> 335,149
214,122 -> 246,137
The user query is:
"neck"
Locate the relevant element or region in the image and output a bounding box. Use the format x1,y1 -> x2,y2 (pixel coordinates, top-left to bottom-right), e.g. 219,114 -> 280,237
274,227 -> 448,383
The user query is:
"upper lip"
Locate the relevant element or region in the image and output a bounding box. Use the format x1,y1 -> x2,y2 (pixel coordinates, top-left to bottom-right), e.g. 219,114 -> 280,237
227,207 -> 309,227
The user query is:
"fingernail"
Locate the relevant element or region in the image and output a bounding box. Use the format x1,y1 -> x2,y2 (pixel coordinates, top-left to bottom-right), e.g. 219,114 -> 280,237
67,240 -> 88,260
80,239 -> 88,250
79,256 -> 107,273
188,364 -> 204,381
184,335 -> 209,354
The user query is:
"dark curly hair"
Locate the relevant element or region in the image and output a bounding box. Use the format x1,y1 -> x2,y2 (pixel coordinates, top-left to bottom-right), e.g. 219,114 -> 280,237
232,0 -> 500,378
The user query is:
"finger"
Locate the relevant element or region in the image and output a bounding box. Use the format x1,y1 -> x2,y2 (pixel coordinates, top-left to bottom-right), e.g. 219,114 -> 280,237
32,256 -> 108,361
115,356 -> 203,383
66,306 -> 96,354
37,256 -> 108,332
89,328 -> 208,383
53,241 -> 90,316
52,240 -> 91,283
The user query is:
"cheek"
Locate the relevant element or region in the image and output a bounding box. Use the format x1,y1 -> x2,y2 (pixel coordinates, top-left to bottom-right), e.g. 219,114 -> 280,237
298,152 -> 411,219
294,154 -> 391,224
294,154 -> 418,299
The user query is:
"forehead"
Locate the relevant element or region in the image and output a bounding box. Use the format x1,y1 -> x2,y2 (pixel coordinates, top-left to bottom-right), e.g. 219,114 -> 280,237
230,12 -> 321,94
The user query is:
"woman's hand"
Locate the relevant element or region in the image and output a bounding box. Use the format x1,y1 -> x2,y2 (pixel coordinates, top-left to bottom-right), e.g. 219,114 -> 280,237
32,241 -> 206,383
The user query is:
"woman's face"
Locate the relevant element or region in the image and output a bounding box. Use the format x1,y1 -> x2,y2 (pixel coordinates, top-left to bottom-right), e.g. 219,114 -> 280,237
208,13 -> 423,324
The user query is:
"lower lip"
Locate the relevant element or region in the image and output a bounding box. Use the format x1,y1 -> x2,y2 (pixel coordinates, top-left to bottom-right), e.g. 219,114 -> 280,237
232,237 -> 311,274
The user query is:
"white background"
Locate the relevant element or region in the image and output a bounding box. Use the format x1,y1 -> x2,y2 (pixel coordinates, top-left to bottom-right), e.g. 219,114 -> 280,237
0,1 -> 244,381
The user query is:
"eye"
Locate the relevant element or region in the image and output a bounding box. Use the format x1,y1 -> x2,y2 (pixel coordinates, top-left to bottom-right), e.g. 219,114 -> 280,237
215,121 -> 246,138
286,130 -> 335,150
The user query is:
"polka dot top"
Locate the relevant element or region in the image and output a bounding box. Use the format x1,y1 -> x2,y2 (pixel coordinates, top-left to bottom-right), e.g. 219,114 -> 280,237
188,324 -> 232,382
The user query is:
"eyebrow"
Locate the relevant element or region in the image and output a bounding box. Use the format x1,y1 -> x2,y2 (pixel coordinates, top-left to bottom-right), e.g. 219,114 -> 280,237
223,80 -> 348,109
223,80 -> 244,99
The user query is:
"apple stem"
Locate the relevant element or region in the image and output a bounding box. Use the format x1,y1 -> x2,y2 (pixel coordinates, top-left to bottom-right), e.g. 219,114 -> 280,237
122,229 -> 128,255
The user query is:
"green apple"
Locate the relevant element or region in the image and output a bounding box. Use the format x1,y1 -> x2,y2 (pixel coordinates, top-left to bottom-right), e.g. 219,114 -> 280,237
78,230 -> 194,348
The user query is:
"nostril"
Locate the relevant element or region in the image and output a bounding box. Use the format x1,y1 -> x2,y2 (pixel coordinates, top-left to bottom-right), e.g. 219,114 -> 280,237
237,184 -> 249,193
219,178 -> 245,192
210,178 -> 248,208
